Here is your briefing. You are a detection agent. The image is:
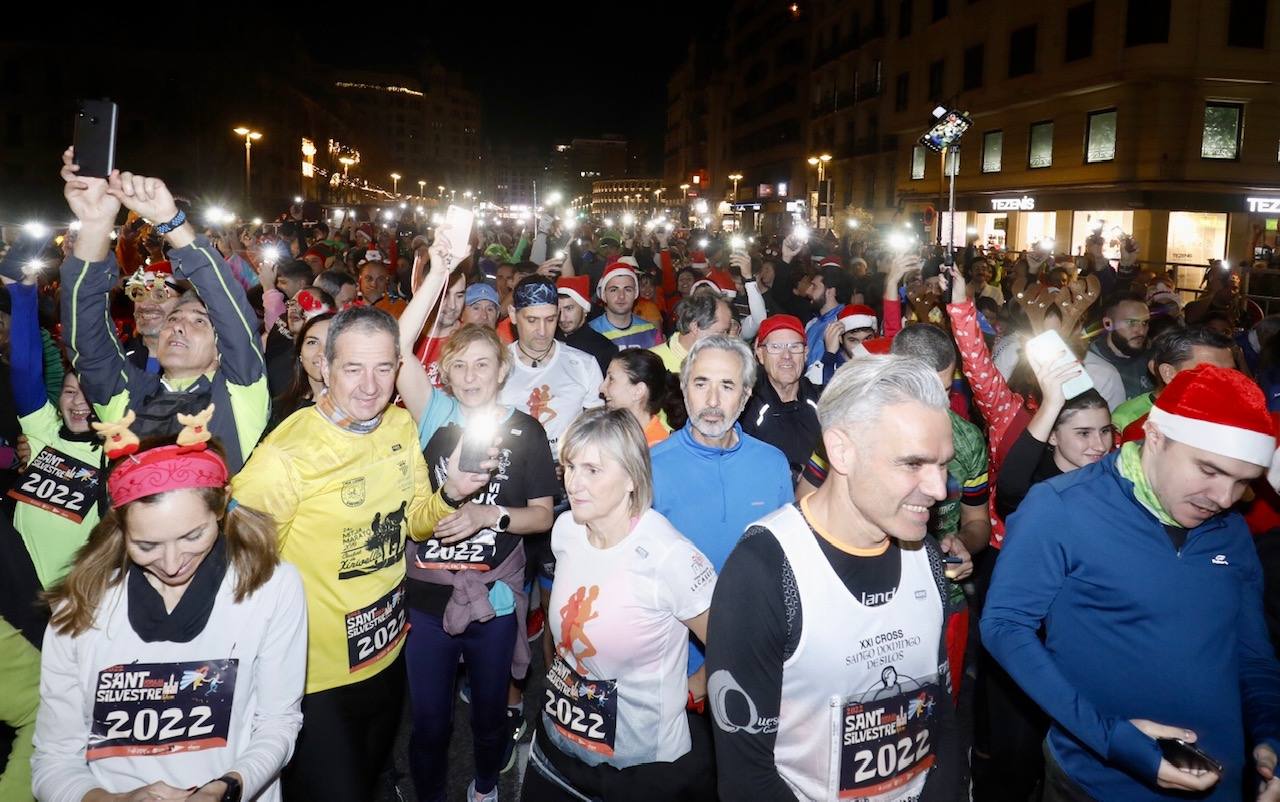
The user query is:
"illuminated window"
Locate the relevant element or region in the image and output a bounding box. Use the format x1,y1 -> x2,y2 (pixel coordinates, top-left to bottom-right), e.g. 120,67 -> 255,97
911,145 -> 926,179
1201,102 -> 1243,160
1085,109 -> 1116,163
982,130 -> 1003,173
1029,121 -> 1053,168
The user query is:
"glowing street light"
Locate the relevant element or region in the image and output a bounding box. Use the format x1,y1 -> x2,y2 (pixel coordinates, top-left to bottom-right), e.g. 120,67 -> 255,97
339,156 -> 355,177
390,172 -> 401,194
807,154 -> 833,229
418,180 -> 426,196
728,173 -> 743,199
232,127 -> 263,204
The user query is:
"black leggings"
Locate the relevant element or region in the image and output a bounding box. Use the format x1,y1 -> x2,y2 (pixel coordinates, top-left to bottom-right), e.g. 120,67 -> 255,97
281,651 -> 406,802
520,713 -> 716,802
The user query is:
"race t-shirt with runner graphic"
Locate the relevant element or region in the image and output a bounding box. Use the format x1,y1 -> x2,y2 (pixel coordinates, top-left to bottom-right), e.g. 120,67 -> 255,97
499,341 -> 604,461
407,399 -> 559,615
542,507 -> 715,769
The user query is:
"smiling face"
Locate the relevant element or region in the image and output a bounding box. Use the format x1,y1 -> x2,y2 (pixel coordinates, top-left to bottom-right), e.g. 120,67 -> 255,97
124,488 -> 221,588
158,299 -> 218,378
287,289 -> 327,334
299,319 -> 331,386
756,329 -> 806,387
321,325 -> 398,421
461,300 -> 499,329
1049,406 -> 1113,470
133,285 -> 180,339
825,401 -> 953,542
59,372 -> 92,433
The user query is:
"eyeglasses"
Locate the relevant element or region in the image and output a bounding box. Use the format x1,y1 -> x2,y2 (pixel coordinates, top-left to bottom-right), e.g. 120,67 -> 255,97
763,342 -> 806,355
125,281 -> 176,303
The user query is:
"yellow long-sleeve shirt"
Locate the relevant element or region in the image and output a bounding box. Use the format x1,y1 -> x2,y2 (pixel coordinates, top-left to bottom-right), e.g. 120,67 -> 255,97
232,405 -> 451,694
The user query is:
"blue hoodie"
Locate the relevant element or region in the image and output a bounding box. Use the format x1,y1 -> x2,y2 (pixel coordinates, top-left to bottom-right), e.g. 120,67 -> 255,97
981,452 -> 1280,800
651,423 -> 792,673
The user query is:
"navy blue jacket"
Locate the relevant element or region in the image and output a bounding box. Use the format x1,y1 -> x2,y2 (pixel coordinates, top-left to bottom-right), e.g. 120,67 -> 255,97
981,452 -> 1280,800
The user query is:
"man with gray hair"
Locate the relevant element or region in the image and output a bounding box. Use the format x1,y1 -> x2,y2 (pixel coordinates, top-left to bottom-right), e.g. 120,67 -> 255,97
649,289 -> 734,373
707,354 -> 969,802
651,334 -> 793,702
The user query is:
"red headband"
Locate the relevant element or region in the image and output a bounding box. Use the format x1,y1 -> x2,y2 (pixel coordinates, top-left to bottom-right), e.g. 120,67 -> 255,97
107,445 -> 229,509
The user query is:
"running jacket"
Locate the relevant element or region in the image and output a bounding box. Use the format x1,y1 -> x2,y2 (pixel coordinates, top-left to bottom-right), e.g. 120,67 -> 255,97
739,375 -> 821,483
982,452 -> 1280,800
59,238 -> 268,473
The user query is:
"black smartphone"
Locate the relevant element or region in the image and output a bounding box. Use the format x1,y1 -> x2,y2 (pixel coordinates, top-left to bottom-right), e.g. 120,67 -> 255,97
1157,738 -> 1223,775
458,415 -> 498,474
73,99 -> 118,178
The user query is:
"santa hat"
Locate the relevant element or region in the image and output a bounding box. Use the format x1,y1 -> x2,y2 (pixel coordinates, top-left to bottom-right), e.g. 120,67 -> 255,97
598,262 -> 638,298
820,257 -> 842,269
851,336 -> 894,357
1148,364 -> 1278,480
617,255 -> 640,269
839,304 -> 878,333
755,314 -> 805,346
689,276 -> 737,299
557,275 -> 591,312
689,250 -> 708,270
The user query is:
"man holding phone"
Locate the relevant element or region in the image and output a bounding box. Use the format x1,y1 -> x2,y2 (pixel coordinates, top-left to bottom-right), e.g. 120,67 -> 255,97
983,364 -> 1280,800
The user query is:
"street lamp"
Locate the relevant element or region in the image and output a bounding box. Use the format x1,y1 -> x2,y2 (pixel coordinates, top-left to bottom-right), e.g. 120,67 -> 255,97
437,185 -> 445,197
418,180 -> 426,197
390,172 -> 401,194
807,154 -> 832,229
232,127 -> 262,205
728,173 -> 743,199
338,156 -> 355,177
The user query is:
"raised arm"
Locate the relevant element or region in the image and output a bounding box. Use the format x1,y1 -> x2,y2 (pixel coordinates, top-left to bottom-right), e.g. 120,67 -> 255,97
398,238 -> 466,423
7,283 -> 51,417
943,264 -> 1022,448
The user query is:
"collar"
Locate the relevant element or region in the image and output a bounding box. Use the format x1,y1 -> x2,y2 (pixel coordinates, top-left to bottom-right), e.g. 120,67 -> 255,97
1116,442 -> 1179,526
160,372 -> 215,393
677,421 -> 745,457
315,389 -> 384,434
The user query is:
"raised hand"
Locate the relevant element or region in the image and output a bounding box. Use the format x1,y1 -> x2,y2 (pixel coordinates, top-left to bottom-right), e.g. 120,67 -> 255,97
60,147 -> 120,226
730,252 -> 753,280
107,171 -> 179,225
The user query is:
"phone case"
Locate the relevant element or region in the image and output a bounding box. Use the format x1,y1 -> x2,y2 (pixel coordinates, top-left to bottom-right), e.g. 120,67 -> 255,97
73,100 -> 118,178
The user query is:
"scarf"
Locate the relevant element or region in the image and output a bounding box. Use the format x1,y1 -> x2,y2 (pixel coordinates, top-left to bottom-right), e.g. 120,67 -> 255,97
127,534 -> 228,643
1117,441 -> 1178,526
315,389 -> 383,434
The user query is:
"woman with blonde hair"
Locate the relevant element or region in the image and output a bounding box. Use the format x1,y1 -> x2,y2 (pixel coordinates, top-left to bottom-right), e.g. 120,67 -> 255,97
32,416 -> 306,802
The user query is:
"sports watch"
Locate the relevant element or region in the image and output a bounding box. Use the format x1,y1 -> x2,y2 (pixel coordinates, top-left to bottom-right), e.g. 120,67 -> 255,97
494,506 -> 511,532
215,774 -> 242,802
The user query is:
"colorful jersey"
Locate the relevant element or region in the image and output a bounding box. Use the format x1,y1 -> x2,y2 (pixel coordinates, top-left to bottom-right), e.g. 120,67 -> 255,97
231,405 -> 453,694
587,314 -> 665,350
543,508 -> 715,768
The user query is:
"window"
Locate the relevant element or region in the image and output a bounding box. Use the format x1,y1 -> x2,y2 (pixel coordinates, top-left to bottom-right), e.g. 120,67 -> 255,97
1228,0 -> 1266,47
928,58 -> 945,99
895,72 -> 910,112
932,0 -> 947,22
1065,2 -> 1096,61
1085,109 -> 1117,163
963,44 -> 984,90
1029,121 -> 1054,168
1201,102 -> 1243,160
1008,25 -> 1037,77
912,145 -> 926,179
982,131 -> 1003,173
898,0 -> 913,38
1125,0 -> 1170,46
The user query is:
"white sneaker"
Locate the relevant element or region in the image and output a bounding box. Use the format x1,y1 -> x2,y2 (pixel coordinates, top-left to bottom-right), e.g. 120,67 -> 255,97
466,779 -> 498,802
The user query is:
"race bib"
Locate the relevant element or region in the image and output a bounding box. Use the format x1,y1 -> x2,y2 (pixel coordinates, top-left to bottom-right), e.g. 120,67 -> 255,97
838,682 -> 940,800
88,659 -> 238,761
345,583 -> 408,672
544,654 -> 618,757
8,446 -> 100,523
413,531 -> 497,571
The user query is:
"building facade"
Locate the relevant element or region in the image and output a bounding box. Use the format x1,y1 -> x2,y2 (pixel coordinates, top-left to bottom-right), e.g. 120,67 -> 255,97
591,179 -> 665,218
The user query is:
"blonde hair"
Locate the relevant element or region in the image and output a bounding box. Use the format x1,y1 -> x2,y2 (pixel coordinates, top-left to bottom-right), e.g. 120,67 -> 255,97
439,324 -> 510,391
46,483 -> 279,637
559,408 -> 653,517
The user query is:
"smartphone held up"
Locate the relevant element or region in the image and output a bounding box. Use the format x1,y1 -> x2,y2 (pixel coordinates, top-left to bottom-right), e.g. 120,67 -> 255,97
73,99 -> 118,178
1025,330 -> 1094,399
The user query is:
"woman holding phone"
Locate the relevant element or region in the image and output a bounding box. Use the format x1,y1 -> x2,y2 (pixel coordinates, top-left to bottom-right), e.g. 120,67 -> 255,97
397,237 -> 558,802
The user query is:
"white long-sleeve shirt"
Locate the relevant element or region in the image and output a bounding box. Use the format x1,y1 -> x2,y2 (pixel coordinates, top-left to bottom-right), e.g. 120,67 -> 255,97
33,563 -> 307,802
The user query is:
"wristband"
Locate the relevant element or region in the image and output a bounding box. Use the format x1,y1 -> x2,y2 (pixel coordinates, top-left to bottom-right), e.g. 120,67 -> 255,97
152,209 -> 187,236
440,487 -> 467,509
215,774 -> 242,802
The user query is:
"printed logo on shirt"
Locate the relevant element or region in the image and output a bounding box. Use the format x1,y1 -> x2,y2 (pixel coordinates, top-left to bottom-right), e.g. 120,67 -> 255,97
708,669 -> 779,735
88,659 -> 238,761
527,385 -> 557,426
339,501 -> 408,579
1211,554 -> 1230,566
690,552 -> 715,593
341,477 -> 366,507
838,667 -> 939,800
846,629 -> 921,672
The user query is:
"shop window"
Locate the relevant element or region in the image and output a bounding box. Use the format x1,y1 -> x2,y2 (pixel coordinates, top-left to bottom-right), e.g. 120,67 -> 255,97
1029,121 -> 1054,168
911,145 -> 926,179
963,44 -> 984,90
982,131 -> 1003,173
1008,25 -> 1037,78
1086,109 -> 1117,163
1228,0 -> 1266,47
1065,2 -> 1096,61
1125,0 -> 1170,46
895,72 -> 910,112
928,59 -> 945,99
1201,102 -> 1243,160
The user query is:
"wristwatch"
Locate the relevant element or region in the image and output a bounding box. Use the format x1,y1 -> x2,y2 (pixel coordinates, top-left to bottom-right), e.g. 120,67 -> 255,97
494,506 -> 511,533
215,774 -> 242,802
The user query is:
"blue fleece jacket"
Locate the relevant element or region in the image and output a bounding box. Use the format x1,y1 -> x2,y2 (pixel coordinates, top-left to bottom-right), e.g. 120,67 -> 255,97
651,423 -> 792,673
981,452 -> 1280,800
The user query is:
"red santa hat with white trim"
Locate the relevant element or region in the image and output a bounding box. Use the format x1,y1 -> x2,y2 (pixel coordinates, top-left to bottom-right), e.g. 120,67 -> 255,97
598,262 -> 638,299
1147,364 -> 1280,486
839,304 -> 878,333
557,275 -> 592,312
